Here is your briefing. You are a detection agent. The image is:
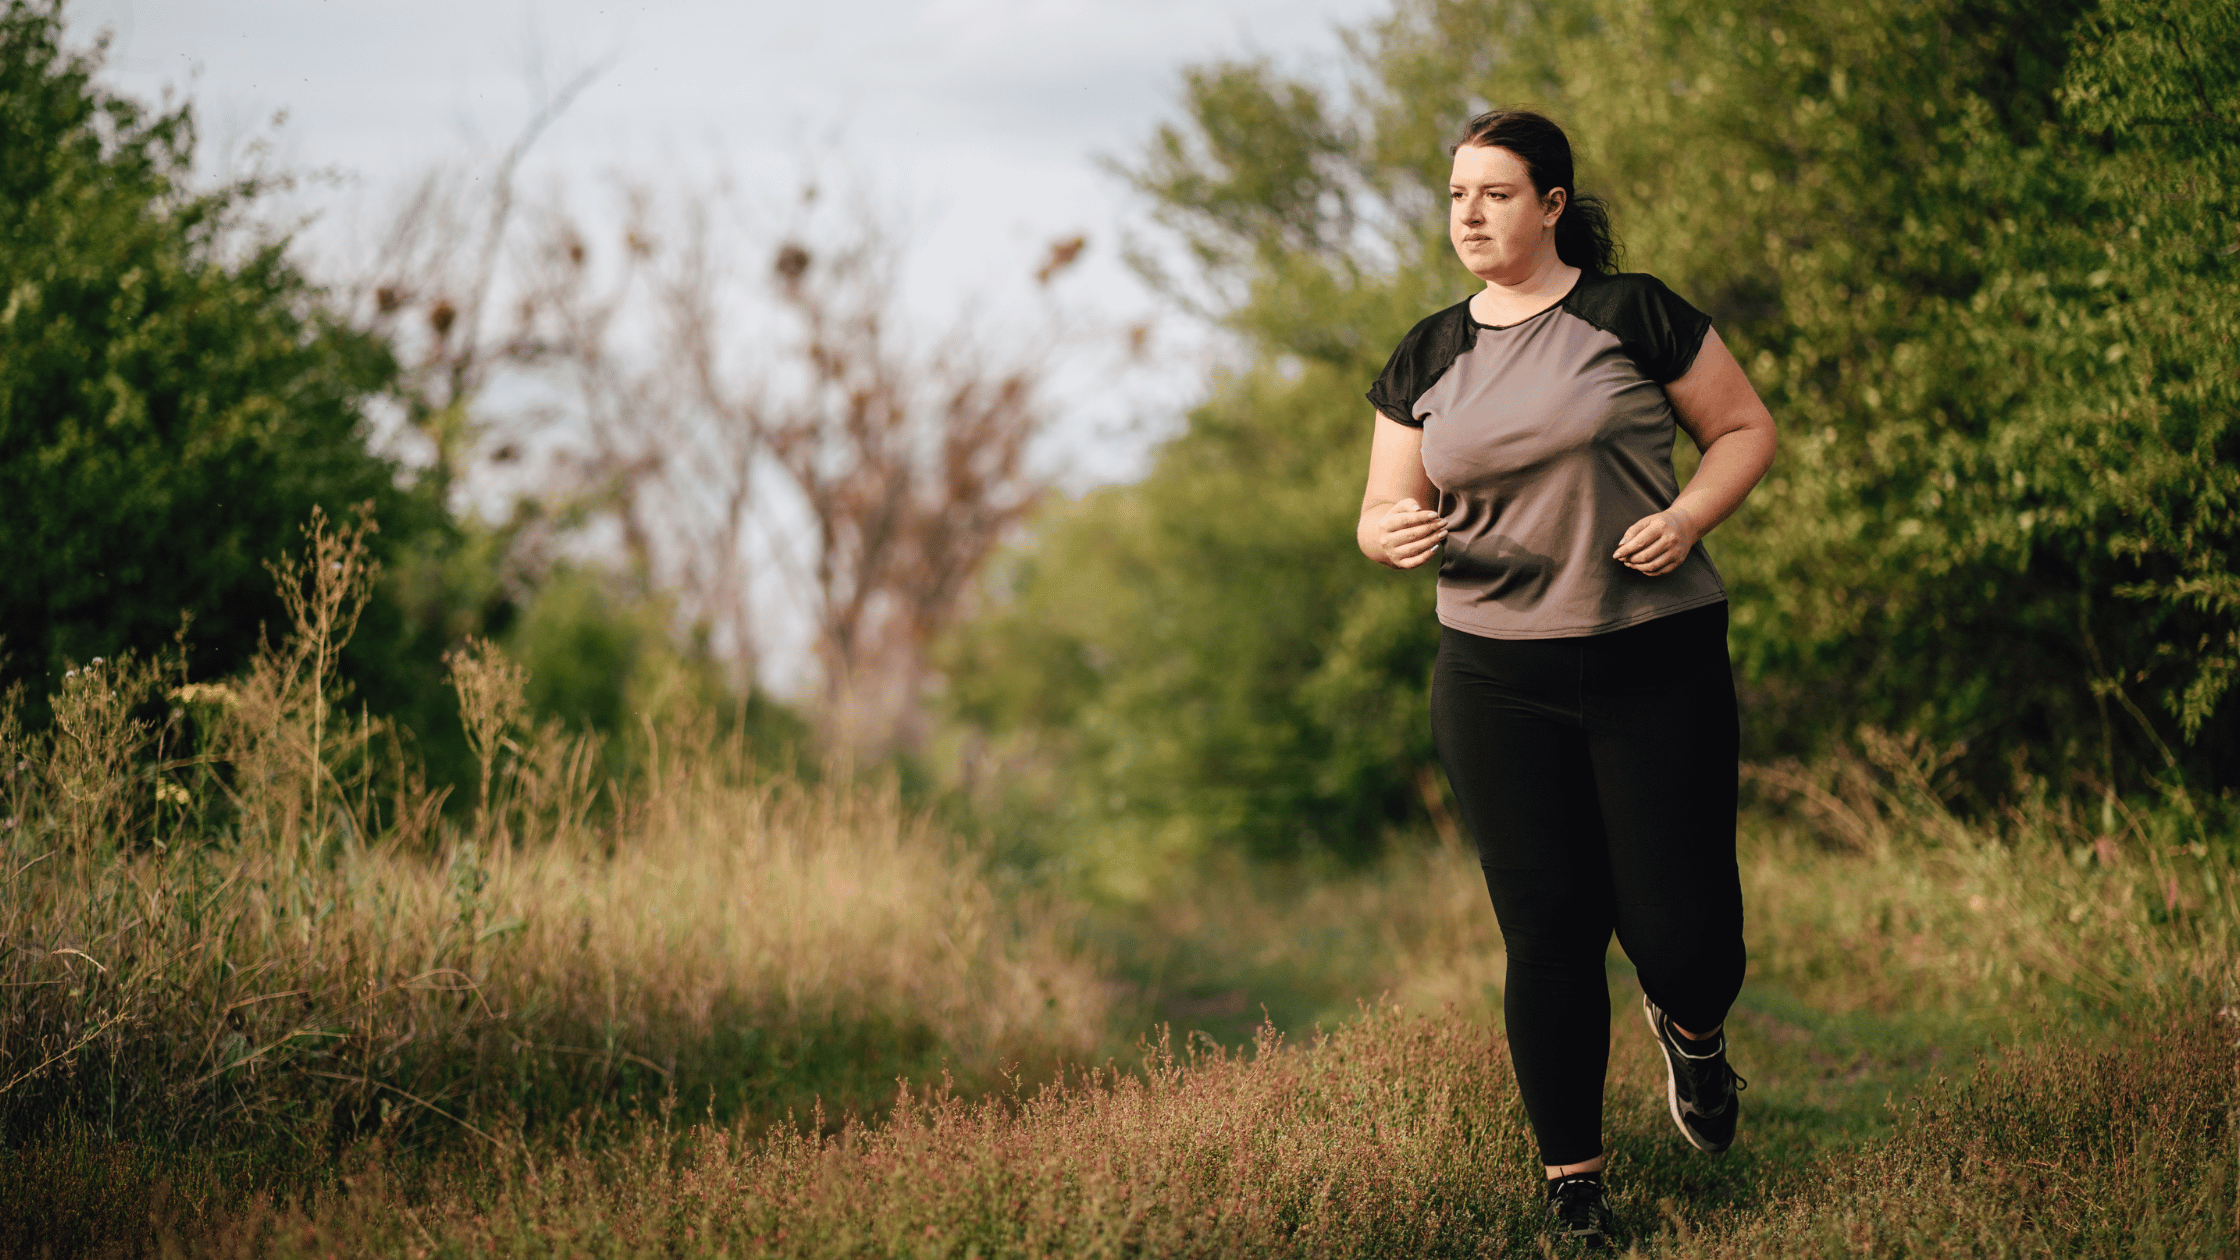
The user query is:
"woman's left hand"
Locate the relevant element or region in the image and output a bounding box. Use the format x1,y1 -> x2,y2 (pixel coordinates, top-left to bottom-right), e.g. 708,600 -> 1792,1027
1613,507 -> 1700,577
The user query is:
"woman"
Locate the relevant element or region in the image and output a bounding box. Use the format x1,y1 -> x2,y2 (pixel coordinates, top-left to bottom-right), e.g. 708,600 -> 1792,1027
1357,109 -> 1776,1249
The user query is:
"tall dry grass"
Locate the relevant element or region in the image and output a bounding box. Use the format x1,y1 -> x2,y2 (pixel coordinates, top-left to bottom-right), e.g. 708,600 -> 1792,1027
0,512 -> 1112,1152
54,1008 -> 1539,1259
1740,727 -> 2237,1019
1134,725 -> 2240,1037
37,1003 -> 2230,1258
8,512 -> 2236,1256
1101,826 -> 1505,1033
1673,1014 -> 2238,1257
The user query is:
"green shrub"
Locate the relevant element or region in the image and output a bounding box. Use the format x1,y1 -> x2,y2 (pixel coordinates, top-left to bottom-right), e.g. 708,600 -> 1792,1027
941,0 -> 2240,869
0,1 -> 438,707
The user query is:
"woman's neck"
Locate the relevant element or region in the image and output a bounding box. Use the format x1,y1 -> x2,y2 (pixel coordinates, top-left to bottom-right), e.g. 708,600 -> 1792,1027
1470,254 -> 1581,326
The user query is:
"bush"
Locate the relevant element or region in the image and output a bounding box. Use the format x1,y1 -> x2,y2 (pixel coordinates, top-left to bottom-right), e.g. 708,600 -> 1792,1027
0,1 -> 438,707
941,0 -> 2240,870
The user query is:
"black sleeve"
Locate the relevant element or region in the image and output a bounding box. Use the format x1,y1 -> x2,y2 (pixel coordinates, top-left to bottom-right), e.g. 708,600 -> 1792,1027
1566,273 -> 1712,383
1365,300 -> 1476,427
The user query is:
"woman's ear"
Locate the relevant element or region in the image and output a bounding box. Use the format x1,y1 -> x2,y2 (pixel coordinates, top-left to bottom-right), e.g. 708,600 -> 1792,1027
1543,187 -> 1568,225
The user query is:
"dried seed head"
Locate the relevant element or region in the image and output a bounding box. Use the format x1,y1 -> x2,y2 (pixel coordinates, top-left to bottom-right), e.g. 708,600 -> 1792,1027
774,242 -> 811,285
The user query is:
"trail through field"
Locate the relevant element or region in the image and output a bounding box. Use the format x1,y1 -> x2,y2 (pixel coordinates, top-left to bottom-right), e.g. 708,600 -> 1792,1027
7,814 -> 2231,1257
1131,951 -> 1977,1232
1116,855 -> 1977,1161
1099,839 -> 2228,1255
1595,964 -> 1977,1240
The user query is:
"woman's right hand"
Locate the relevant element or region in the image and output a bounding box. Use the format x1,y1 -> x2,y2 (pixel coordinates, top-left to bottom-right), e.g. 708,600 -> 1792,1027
1376,498 -> 1448,569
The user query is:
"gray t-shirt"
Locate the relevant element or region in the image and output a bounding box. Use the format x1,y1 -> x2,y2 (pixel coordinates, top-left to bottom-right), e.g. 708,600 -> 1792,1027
1367,271 -> 1726,640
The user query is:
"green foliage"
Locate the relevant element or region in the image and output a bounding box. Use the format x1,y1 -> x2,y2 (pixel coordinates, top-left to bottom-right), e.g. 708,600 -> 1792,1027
502,562 -> 807,775
1593,0 -> 2240,793
946,0 -> 2240,870
2055,0 -> 2240,739
0,1 -> 793,790
0,1 -> 437,702
363,525 -> 805,794
942,361 -> 1435,878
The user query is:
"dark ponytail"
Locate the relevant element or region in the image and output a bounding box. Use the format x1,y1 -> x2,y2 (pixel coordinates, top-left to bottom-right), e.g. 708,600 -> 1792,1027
1451,109 -> 1620,276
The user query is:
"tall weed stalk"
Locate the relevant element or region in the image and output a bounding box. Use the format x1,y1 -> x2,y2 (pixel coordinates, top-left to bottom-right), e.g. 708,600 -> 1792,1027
0,512 -> 1112,1152
1743,728 -> 2237,1017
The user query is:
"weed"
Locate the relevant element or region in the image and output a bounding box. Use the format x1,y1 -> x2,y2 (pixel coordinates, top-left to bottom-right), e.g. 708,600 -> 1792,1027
0,515 -> 1112,1164
3,519 -> 2234,1256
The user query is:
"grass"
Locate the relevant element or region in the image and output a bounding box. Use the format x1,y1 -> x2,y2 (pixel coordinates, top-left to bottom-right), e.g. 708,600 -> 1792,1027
0,515 -> 1109,1162
2,680 -> 1113,1151
4,517 -> 2235,1256
12,786 -> 2228,1257
14,974 -> 2228,1257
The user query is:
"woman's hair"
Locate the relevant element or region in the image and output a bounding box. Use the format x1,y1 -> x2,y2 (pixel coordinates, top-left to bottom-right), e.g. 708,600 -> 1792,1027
1451,109 -> 1620,276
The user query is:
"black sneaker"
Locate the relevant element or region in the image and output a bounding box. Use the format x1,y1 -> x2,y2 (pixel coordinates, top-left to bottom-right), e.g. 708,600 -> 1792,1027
1545,1171 -> 1614,1250
1643,994 -> 1747,1153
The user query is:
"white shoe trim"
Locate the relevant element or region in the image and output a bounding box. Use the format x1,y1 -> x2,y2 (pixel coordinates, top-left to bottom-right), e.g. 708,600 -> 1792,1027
1643,995 -> 1727,1154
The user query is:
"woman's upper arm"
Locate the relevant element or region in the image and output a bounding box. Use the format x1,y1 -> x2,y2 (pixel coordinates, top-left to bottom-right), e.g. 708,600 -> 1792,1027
1363,409 -> 1437,512
1664,328 -> 1775,452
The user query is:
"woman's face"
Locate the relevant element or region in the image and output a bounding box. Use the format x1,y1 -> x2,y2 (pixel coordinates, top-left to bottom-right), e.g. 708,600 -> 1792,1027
1449,144 -> 1566,283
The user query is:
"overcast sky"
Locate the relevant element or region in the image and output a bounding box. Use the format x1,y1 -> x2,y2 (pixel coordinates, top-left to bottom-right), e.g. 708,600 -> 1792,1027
71,0 -> 1393,478
63,0 -> 1399,684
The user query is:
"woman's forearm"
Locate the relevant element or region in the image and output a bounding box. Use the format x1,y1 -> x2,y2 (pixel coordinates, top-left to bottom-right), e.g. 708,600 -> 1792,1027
1669,425 -> 1776,538
1360,412 -> 1444,568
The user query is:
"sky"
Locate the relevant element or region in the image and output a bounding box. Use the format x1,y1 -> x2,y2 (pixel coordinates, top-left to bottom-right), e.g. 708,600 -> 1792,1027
71,0 -> 1394,481
64,0 -> 1396,687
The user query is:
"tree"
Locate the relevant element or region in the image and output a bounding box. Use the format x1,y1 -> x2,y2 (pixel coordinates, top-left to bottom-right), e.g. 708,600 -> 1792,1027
0,1 -> 429,705
357,150 -> 1067,757
695,227 -> 1056,753
941,0 -> 2238,876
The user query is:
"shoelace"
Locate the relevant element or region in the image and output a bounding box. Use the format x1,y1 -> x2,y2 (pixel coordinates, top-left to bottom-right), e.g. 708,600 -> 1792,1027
1695,1063 -> 1747,1096
1666,1017 -> 1749,1097
1677,1046 -> 1748,1114
1548,1176 -> 1607,1229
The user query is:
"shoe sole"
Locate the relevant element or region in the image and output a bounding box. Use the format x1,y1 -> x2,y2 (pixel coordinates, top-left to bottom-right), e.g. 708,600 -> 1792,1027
1643,996 -> 1729,1154
1548,1218 -> 1611,1251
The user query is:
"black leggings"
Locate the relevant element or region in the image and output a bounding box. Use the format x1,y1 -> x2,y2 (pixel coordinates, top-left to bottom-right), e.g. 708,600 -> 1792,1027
1429,602 -> 1745,1167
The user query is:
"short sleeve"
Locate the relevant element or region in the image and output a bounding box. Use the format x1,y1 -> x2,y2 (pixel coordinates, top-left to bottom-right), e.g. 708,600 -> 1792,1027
1366,300 -> 1476,427
1565,273 -> 1712,383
